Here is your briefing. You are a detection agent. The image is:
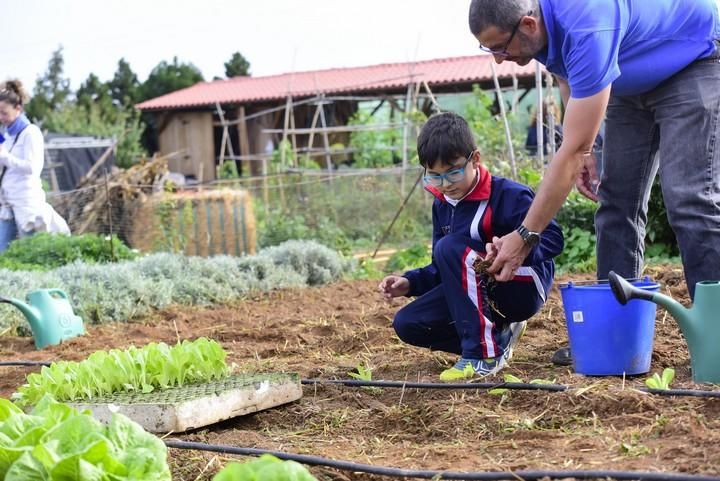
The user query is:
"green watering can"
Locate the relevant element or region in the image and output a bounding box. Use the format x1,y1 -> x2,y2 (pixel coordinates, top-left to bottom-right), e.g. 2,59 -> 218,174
0,289 -> 84,349
609,271 -> 720,384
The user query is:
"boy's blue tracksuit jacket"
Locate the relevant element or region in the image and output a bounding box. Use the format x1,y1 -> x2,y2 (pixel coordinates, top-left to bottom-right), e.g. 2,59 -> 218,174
403,164 -> 564,317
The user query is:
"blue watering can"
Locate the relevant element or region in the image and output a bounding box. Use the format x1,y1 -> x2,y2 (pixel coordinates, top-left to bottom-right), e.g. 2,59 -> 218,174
0,289 -> 84,349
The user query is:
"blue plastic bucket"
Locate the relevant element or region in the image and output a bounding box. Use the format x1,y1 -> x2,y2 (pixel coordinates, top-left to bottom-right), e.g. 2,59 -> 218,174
560,279 -> 660,375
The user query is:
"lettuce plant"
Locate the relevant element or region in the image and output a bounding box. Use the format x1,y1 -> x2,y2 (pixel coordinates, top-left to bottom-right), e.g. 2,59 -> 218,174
213,454 -> 317,481
0,396 -> 170,480
14,338 -> 230,406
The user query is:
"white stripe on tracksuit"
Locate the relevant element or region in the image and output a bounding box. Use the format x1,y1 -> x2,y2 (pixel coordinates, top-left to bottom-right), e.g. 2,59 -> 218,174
515,266 -> 547,302
463,248 -> 498,358
469,200 -> 488,241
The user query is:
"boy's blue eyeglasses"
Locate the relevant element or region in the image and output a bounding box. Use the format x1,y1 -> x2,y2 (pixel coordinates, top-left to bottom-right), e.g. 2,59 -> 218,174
422,151 -> 474,187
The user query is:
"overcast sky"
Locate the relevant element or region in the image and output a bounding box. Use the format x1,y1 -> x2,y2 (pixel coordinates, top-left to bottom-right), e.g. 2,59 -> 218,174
6,0 -> 479,92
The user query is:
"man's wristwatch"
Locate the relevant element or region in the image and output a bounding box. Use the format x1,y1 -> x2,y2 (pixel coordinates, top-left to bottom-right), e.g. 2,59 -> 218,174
516,225 -> 540,248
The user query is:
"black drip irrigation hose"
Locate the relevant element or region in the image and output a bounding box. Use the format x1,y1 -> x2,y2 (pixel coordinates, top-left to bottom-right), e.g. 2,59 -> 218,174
164,439 -> 720,481
640,387 -> 720,398
0,360 -> 52,367
2,361 -> 720,398
301,378 -> 568,392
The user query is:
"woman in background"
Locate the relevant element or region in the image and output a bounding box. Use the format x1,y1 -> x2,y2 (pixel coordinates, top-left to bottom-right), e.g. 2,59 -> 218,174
0,79 -> 69,253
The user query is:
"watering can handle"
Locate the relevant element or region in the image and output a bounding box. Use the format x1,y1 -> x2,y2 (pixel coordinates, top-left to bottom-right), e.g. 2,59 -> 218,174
46,289 -> 69,300
0,296 -> 12,304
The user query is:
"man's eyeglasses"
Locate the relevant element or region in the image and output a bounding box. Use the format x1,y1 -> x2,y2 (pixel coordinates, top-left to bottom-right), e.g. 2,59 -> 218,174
422,151 -> 474,187
478,10 -> 533,57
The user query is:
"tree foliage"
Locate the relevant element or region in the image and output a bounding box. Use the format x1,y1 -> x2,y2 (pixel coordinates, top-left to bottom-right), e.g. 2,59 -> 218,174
140,56 -> 204,101
224,51 -> 251,77
25,46 -> 72,122
43,102 -> 146,168
109,58 -> 141,105
76,72 -> 113,112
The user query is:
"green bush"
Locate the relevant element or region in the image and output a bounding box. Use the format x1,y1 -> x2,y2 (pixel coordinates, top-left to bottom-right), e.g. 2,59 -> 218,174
555,227 -> 596,273
0,233 -> 137,271
0,240 -> 345,331
385,243 -> 431,273
556,191 -> 596,234
257,208 -> 352,255
647,179 -> 679,255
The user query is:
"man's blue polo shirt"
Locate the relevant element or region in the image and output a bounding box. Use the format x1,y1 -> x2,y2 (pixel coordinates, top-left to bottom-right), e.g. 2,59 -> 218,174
535,0 -> 720,98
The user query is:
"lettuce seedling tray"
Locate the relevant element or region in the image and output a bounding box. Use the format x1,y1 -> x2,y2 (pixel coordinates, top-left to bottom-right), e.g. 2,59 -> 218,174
70,373 -> 302,433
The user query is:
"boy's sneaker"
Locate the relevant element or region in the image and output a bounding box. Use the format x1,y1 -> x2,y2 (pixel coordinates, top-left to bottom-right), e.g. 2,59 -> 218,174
498,320 -> 527,363
439,356 -> 504,381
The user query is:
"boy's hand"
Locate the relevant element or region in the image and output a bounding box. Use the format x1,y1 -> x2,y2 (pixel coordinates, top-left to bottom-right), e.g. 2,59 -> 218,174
378,275 -> 410,299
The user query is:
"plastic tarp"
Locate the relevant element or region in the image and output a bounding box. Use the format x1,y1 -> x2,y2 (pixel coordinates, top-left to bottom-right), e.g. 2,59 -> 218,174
43,135 -> 115,191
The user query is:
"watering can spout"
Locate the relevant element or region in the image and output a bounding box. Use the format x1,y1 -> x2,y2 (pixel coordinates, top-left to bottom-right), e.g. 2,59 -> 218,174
608,271 -> 691,328
0,297 -> 44,332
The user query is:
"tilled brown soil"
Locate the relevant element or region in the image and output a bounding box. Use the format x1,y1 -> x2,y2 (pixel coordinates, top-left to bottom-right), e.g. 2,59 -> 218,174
1,265 -> 718,480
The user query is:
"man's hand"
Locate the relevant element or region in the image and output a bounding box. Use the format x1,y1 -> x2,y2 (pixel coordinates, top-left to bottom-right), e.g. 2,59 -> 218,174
485,232 -> 532,282
575,151 -> 600,202
378,275 -> 410,300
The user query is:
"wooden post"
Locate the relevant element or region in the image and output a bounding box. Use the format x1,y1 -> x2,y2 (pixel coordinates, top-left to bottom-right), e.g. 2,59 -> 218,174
306,99 -> 322,160
512,73 -> 519,114
317,96 -> 333,172
490,61 -> 517,180
215,103 -> 236,177
237,106 -> 251,176
535,63 -> 545,169
262,156 -> 269,218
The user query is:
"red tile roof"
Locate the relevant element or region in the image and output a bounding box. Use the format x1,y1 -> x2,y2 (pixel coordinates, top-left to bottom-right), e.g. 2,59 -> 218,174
136,55 -> 542,111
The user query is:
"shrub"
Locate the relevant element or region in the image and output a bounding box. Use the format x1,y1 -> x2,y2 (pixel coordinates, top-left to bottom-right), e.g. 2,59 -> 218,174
0,240 -> 344,332
0,233 -> 137,271
259,240 -> 348,285
385,243 -> 431,273
555,227 -> 596,273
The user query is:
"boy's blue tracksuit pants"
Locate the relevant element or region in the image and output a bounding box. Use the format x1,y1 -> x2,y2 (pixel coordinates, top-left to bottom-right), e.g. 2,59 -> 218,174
393,234 -> 546,360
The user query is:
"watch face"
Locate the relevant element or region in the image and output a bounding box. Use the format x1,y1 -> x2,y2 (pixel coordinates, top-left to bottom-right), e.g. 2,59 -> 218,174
527,233 -> 540,247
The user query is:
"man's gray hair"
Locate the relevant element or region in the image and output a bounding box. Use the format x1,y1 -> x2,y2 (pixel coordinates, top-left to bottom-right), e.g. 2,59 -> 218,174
468,0 -> 539,34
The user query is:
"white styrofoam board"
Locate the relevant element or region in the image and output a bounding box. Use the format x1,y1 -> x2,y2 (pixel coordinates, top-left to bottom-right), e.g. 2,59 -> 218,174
71,373 -> 302,433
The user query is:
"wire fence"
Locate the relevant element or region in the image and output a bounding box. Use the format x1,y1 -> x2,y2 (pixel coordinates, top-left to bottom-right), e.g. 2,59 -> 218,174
45,167 -> 434,257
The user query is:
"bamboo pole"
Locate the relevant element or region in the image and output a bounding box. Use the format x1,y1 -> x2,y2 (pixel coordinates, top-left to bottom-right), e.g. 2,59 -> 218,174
289,99 -> 298,168
422,80 -> 441,113
535,63 -> 545,168
490,62 -> 517,180
545,72 -> 557,165
402,83 -> 413,171
263,123 -> 407,135
281,96 -> 291,169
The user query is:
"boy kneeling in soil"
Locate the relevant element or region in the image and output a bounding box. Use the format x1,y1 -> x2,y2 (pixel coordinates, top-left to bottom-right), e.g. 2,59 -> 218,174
379,112 -> 564,381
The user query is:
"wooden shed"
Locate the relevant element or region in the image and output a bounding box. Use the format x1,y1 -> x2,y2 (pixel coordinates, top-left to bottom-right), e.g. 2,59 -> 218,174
137,55 -> 545,181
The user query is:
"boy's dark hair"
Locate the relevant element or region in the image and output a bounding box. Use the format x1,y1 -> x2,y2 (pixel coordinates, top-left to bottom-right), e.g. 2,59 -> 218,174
417,112 -> 476,169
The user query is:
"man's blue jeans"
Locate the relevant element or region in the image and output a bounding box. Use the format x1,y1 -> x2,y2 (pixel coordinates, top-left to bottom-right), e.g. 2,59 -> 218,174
596,55 -> 720,299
